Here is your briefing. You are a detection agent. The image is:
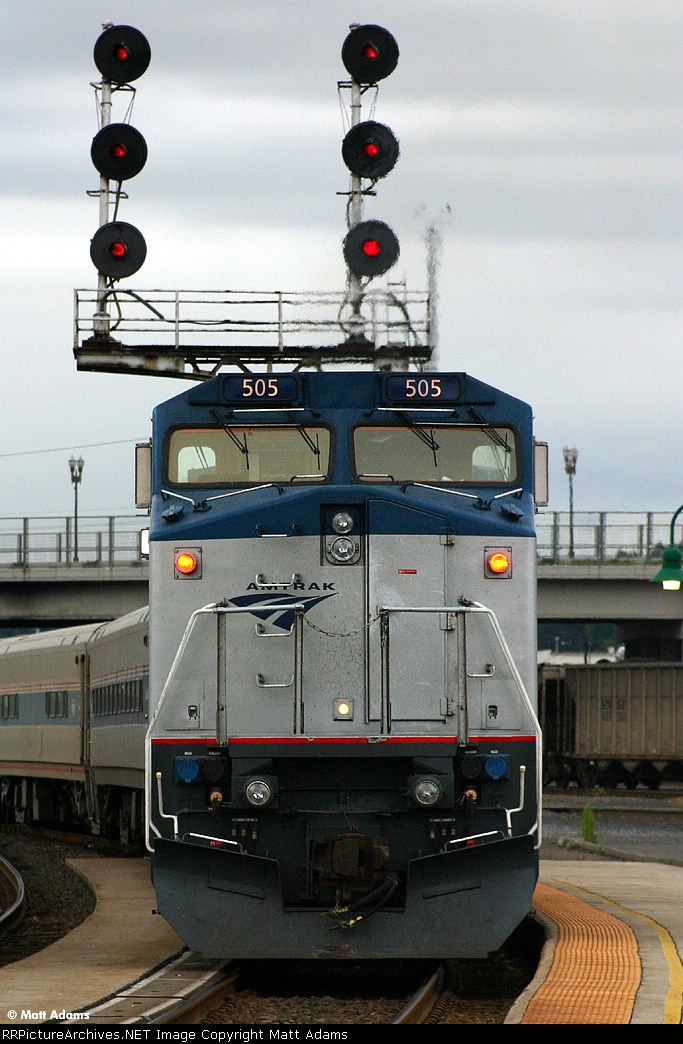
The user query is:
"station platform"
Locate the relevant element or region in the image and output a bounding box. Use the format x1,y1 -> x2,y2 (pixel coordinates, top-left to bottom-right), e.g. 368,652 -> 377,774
0,857 -> 185,1024
507,860 -> 683,1024
1,854 -> 681,1025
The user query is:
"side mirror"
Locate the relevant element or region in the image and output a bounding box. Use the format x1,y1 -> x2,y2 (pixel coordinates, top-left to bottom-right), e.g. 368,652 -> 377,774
533,440 -> 549,509
135,441 -> 152,510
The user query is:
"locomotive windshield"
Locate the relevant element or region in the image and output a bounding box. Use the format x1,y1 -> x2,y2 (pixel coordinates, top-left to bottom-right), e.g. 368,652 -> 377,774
168,425 -> 331,484
354,425 -> 517,483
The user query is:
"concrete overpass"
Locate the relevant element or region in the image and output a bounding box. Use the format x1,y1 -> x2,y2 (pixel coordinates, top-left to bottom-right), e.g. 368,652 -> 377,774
537,562 -> 683,659
1,507 -> 681,652
0,562 -> 149,629
1,560 -> 681,657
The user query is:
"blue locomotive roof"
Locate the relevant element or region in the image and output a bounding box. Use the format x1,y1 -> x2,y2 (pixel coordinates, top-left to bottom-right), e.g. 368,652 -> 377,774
148,369 -> 536,542
153,370 -> 531,424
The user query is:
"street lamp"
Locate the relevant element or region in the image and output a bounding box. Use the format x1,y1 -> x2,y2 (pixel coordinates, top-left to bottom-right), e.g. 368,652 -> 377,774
650,504 -> 683,590
563,446 -> 578,559
69,456 -> 84,562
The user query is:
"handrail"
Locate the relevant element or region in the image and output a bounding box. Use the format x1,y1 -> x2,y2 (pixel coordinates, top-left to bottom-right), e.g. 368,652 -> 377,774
378,599 -> 542,850
144,600 -> 304,852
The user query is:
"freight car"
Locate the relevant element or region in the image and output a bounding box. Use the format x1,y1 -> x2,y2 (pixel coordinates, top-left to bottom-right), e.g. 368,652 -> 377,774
539,661 -> 683,789
140,368 -> 545,960
0,607 -> 148,842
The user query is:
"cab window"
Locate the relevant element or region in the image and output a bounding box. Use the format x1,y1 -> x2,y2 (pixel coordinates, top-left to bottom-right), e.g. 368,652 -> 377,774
353,426 -> 517,484
168,426 -> 331,485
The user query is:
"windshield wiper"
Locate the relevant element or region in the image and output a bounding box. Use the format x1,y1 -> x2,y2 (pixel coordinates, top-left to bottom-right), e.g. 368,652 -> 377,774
394,411 -> 439,467
287,412 -> 321,463
467,408 -> 511,452
210,408 -> 250,471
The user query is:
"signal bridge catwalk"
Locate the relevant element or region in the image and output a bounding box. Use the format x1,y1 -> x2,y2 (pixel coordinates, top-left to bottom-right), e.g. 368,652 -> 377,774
73,286 -> 433,378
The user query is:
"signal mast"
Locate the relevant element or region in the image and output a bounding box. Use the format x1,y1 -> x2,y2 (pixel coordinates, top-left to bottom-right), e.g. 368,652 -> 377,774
76,23 -> 431,377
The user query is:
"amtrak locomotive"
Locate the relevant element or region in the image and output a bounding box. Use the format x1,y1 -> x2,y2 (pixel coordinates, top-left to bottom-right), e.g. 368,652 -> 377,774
142,368 -> 544,959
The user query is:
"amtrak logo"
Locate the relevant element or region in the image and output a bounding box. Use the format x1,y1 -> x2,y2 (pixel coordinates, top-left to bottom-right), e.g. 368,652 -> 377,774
228,588 -> 337,632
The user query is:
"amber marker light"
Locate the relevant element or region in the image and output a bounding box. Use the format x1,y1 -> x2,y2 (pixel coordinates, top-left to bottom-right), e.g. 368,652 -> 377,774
174,549 -> 201,577
487,550 -> 511,574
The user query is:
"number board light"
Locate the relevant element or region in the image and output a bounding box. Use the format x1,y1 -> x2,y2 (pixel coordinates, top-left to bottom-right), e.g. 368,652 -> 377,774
383,374 -> 462,404
221,375 -> 300,406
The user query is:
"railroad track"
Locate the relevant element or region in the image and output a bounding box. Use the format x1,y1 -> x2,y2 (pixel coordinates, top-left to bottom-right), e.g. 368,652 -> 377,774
72,942 -> 536,1026
67,957 -> 447,1025
0,854 -> 25,939
544,786 -> 683,799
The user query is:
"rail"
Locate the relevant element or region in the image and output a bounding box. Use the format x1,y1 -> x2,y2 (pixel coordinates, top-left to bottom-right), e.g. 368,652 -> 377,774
0,854 -> 26,939
0,511 -> 679,569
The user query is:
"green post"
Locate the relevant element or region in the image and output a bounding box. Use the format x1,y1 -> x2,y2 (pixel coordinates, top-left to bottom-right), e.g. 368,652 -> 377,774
581,805 -> 597,844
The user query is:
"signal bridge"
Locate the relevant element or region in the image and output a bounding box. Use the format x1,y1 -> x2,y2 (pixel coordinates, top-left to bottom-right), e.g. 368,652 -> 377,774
80,25 -> 431,379
73,286 -> 433,378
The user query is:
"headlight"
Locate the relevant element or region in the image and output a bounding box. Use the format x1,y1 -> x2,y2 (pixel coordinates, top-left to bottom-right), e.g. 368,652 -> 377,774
330,536 -> 356,562
413,779 -> 441,807
244,780 -> 272,807
334,509 -> 355,534
331,511 -> 354,534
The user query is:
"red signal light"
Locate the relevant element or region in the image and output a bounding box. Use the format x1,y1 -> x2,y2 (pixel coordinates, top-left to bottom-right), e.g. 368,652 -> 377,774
342,121 -> 399,179
342,25 -> 398,83
362,238 -> 381,258
91,124 -> 147,181
90,221 -> 147,278
94,25 -> 151,83
343,220 -> 400,278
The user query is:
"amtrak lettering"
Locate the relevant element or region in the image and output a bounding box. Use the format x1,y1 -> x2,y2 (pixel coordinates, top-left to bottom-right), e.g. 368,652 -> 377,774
228,589 -> 337,631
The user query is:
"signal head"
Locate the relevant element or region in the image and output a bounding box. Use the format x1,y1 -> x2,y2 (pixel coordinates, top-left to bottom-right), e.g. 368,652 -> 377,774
342,120 -> 400,180
342,24 -> 399,83
343,219 -> 400,278
90,221 -> 147,279
91,123 -> 148,181
94,25 -> 151,83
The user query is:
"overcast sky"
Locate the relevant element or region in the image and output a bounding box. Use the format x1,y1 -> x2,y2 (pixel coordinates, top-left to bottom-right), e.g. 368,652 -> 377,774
2,0 -> 681,519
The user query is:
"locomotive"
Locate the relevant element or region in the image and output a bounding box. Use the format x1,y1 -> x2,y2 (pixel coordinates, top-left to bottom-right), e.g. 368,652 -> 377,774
0,367 -> 545,959
140,368 -> 545,959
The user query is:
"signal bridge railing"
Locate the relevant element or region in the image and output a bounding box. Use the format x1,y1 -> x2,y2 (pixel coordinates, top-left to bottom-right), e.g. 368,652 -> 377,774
0,512 -> 678,569
73,287 -> 432,377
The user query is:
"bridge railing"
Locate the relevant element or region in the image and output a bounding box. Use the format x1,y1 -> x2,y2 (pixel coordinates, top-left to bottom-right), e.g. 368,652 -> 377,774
0,515 -> 147,567
0,511 -> 679,568
536,511 -> 682,563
